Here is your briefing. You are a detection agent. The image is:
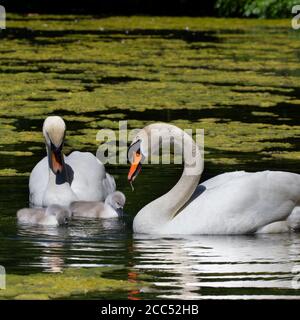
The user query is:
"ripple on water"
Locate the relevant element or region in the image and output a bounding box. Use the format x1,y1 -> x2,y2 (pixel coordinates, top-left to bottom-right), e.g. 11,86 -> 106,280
131,234 -> 300,299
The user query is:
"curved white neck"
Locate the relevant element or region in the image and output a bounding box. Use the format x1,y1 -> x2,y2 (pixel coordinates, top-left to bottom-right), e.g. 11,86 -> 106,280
133,124 -> 203,233
42,150 -> 77,207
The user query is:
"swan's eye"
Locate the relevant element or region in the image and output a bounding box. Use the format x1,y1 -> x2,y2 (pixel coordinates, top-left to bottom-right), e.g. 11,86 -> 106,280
127,139 -> 142,163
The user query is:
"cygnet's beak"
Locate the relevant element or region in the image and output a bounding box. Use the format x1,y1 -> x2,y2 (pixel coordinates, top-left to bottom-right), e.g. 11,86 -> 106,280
116,207 -> 124,217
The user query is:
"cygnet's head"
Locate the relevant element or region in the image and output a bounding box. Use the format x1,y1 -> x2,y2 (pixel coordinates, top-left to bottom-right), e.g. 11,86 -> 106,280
43,116 -> 66,174
105,191 -> 126,215
46,204 -> 72,226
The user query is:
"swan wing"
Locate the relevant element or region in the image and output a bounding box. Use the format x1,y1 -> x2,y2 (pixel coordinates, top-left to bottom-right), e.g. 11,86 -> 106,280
201,171 -> 248,189
169,171 -> 300,234
65,151 -> 108,201
184,171 -> 249,208
29,157 -> 49,207
102,173 -> 116,198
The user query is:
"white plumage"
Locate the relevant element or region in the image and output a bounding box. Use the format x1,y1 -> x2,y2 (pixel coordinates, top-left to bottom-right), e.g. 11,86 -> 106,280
129,123 -> 300,235
165,170 -> 300,234
70,191 -> 126,219
17,205 -> 72,226
29,116 -> 116,207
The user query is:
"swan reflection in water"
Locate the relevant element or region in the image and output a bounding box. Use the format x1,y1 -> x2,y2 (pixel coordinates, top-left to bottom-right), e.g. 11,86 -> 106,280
17,218 -> 128,273
132,234 -> 300,299
16,220 -> 300,299
17,225 -> 70,273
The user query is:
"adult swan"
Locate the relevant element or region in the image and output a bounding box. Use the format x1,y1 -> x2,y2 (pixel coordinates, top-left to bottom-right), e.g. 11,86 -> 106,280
127,123 -> 300,235
29,116 -> 115,207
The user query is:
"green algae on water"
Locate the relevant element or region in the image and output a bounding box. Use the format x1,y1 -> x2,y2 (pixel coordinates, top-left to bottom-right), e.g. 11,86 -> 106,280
0,15 -> 299,171
0,169 -> 30,177
0,267 -> 141,300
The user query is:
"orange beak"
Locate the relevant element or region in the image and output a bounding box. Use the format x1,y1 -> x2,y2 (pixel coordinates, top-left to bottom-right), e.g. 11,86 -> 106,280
128,151 -> 142,182
51,149 -> 63,174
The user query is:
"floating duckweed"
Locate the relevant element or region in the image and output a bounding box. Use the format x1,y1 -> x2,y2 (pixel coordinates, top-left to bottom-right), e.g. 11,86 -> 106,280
0,267 -> 141,300
0,15 -> 299,169
0,169 -> 30,177
208,157 -> 242,165
269,151 -> 300,160
0,151 -> 33,156
251,111 -> 278,117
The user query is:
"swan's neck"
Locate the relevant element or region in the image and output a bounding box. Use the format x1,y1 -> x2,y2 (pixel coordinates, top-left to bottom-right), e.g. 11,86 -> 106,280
43,152 -> 77,207
48,164 -> 69,185
133,125 -> 203,233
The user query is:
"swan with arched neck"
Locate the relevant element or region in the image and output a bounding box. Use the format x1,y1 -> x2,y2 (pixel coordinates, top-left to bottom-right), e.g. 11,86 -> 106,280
127,123 -> 300,235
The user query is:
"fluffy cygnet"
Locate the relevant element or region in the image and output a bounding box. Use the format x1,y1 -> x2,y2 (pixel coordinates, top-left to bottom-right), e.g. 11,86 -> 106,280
70,191 -> 126,219
17,204 -> 72,226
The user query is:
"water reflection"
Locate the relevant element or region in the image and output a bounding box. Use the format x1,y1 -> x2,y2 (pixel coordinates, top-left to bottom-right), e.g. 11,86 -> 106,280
4,211 -> 300,299
132,234 -> 300,299
17,225 -> 69,272
16,218 -> 130,273
8,211 -> 300,299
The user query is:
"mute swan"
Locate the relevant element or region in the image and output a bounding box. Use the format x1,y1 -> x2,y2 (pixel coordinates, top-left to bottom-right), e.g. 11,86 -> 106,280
17,205 -> 72,226
70,191 -> 126,218
29,116 -> 116,207
127,123 -> 300,235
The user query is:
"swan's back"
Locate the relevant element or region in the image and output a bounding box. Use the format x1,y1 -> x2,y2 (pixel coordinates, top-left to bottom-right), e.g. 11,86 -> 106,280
167,171 -> 300,234
66,151 -> 114,201
70,201 -> 105,218
29,151 -> 116,206
70,201 -> 118,218
17,208 -> 57,225
201,171 -> 248,190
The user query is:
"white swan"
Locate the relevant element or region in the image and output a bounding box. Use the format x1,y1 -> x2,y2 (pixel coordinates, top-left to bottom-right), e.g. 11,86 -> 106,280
127,123 -> 300,235
29,116 -> 116,207
17,205 -> 72,226
70,191 -> 126,219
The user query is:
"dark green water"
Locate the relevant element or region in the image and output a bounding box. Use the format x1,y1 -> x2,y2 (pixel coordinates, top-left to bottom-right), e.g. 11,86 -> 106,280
1,15 -> 300,299
1,160 -> 300,299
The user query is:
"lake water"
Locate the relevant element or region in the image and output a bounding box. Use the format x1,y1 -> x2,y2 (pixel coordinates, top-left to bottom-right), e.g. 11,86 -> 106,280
0,15 -> 300,299
1,170 -> 300,299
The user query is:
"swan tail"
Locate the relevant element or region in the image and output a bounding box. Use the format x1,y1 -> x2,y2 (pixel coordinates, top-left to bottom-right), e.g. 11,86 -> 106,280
103,173 -> 116,198
288,207 -> 300,231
